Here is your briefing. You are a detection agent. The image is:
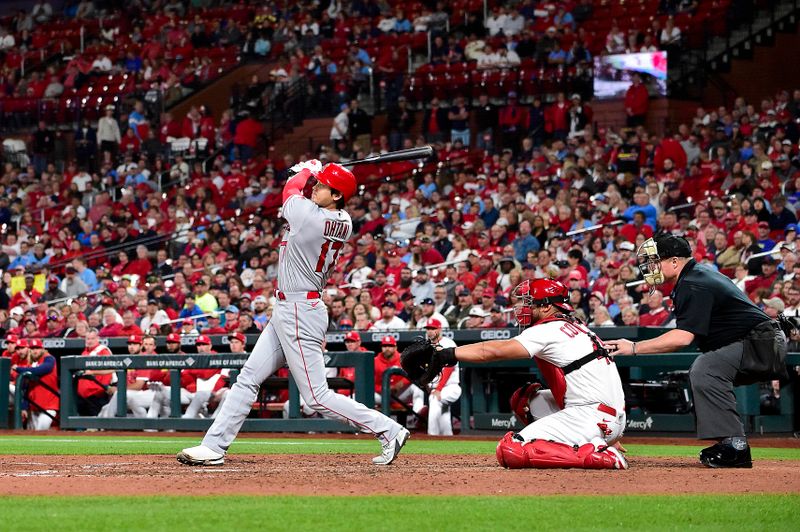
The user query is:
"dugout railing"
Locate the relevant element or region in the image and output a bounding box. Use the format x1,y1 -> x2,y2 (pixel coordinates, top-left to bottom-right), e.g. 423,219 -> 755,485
56,352 -> 375,432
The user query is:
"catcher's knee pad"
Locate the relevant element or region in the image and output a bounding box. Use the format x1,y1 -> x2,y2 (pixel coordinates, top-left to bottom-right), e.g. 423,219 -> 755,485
496,432 -> 528,469
509,382 -> 542,426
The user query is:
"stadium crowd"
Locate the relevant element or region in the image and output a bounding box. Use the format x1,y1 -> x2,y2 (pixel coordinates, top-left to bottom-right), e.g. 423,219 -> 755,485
2,0 -> 799,429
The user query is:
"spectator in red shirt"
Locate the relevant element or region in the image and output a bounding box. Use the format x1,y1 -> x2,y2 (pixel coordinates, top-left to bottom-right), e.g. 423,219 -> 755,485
418,236 -> 444,265
619,211 -> 654,243
624,73 -> 649,127
638,290 -> 672,326
9,273 -> 42,310
233,111 -> 264,163
125,245 -> 153,279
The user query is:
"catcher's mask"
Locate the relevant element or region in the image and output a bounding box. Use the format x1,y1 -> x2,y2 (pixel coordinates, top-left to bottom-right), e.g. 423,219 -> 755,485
636,235 -> 693,291
511,279 -> 574,327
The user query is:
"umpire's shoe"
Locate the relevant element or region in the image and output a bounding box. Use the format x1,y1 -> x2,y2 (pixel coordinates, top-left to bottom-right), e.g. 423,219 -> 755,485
177,445 -> 226,466
699,441 -> 752,468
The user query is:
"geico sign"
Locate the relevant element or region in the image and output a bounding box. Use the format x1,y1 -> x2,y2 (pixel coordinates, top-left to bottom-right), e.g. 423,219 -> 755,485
326,333 -> 346,344
371,332 -> 399,342
480,329 -> 511,340
43,339 -> 66,348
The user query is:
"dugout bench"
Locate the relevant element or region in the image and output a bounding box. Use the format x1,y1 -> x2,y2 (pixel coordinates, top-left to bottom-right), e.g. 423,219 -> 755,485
55,352 -> 376,432
460,352 -> 800,434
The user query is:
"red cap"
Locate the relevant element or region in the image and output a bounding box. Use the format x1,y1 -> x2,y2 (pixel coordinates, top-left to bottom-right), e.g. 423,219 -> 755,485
127,334 -> 142,344
482,288 -> 495,298
607,261 -> 621,269
568,270 -> 584,280
724,212 -> 737,221
29,338 -> 43,348
344,331 -> 361,342
17,338 -> 29,348
196,335 -> 212,345
380,335 -> 397,346
758,221 -> 770,229
166,333 -> 181,343
424,318 -> 443,329
339,318 -> 353,327
5,334 -> 18,344
182,318 -> 194,326
228,331 -> 245,343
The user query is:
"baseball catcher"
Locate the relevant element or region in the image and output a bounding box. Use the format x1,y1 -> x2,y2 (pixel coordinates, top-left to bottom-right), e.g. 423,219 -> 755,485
401,278 -> 627,470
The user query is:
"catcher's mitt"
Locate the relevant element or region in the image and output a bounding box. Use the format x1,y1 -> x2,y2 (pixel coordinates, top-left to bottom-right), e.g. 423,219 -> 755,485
400,337 -> 457,387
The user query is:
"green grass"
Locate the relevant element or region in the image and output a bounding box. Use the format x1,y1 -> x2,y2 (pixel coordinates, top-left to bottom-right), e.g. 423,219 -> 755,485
1,435 -> 799,460
0,495 -> 797,531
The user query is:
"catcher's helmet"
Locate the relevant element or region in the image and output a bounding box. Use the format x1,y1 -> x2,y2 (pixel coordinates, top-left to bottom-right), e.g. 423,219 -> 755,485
316,163 -> 357,201
511,279 -> 574,327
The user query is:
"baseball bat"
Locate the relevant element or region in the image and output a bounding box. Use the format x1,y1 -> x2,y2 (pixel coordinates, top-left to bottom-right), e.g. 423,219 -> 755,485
341,146 -> 434,167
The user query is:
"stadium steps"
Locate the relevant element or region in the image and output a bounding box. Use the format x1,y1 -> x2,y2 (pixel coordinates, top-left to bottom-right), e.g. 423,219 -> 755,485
669,0 -> 799,99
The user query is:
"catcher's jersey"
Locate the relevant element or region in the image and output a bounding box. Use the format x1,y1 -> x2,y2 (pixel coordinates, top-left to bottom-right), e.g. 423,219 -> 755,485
514,319 -> 624,410
279,194 -> 353,293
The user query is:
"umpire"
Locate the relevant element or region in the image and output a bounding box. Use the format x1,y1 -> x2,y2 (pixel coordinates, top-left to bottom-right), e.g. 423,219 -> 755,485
607,233 -> 788,468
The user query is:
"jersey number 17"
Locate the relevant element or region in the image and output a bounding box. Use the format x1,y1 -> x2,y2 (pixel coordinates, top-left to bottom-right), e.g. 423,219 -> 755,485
315,239 -> 344,275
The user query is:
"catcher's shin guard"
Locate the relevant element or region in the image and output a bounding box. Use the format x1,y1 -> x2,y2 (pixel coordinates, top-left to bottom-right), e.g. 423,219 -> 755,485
496,432 -> 528,469
497,438 -> 628,470
509,382 -> 542,426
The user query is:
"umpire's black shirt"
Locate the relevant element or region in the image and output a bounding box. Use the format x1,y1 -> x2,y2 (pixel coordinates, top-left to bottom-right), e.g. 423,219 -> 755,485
671,259 -> 769,352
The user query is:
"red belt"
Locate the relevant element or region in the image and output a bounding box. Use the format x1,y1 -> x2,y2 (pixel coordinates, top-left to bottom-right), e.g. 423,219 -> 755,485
276,290 -> 321,301
598,403 -> 617,416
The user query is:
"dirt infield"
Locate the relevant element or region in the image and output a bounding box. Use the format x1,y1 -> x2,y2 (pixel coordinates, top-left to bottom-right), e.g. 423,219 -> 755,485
1,453 -> 798,496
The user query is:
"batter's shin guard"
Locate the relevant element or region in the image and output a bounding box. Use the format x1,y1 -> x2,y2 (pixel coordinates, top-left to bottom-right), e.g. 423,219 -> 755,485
498,439 -> 628,470
496,432 -> 528,469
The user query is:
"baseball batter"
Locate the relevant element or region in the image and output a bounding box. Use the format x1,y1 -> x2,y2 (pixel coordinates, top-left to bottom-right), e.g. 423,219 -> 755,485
178,162 -> 410,466
402,278 -> 627,469
424,319 -> 460,436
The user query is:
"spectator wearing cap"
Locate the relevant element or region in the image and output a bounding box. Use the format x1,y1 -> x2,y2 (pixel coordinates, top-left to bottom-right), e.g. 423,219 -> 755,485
252,295 -> 270,327
487,306 -> 509,328
222,306 -> 240,332
744,256 -> 779,298
193,279 -> 219,315
638,290 -> 672,327
410,269 -> 435,304
60,265 -> 90,298
461,306 -> 489,329
41,275 -> 67,302
371,301 -> 408,331
202,313 -> 228,335
140,299 -> 170,333
418,236 -> 444,265
444,289 -> 474,328
477,287 -> 497,316
512,220 -> 540,263
415,297 -> 449,330
180,318 -> 200,336
756,221 -> 776,251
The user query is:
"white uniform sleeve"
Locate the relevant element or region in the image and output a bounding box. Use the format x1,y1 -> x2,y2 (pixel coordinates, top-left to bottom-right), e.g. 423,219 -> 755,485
282,195 -> 317,228
513,325 -> 549,359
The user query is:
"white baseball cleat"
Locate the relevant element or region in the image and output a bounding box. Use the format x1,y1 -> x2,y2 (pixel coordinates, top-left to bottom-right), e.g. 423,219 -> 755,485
177,445 -> 225,466
605,445 -> 629,470
372,428 -> 410,466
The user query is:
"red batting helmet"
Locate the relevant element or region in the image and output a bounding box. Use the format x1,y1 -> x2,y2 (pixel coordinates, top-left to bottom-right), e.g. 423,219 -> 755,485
316,163 -> 357,201
511,279 -> 573,327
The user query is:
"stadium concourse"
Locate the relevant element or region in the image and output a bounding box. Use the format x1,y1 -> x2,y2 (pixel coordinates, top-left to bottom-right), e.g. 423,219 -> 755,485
0,0 -> 799,432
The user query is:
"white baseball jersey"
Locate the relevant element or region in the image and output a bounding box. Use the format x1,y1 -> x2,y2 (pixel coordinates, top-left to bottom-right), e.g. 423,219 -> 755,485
279,195 -> 353,292
513,318 -> 624,411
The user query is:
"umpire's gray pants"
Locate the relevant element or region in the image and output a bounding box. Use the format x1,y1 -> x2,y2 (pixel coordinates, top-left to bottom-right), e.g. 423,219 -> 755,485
689,341 -> 746,440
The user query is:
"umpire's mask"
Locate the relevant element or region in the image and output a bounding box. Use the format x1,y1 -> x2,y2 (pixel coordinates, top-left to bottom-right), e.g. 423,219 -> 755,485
636,234 -> 693,291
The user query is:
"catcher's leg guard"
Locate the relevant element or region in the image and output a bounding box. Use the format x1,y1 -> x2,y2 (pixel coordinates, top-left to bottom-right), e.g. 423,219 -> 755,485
498,439 -> 628,470
496,432 -> 529,469
509,383 -> 542,426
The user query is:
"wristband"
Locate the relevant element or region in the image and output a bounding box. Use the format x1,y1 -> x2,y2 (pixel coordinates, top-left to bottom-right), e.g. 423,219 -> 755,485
438,347 -> 458,367
632,342 -> 637,356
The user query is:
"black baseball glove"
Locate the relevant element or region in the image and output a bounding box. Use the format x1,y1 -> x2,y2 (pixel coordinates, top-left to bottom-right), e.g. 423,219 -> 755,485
400,337 -> 457,387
